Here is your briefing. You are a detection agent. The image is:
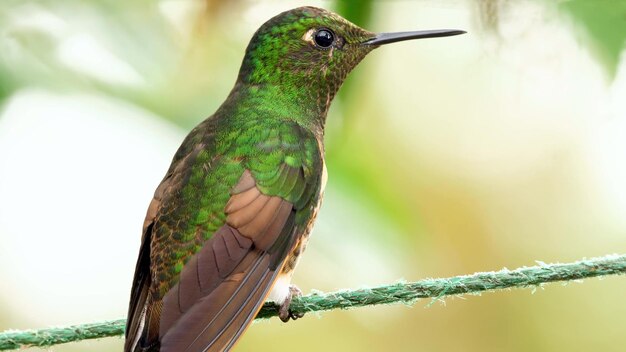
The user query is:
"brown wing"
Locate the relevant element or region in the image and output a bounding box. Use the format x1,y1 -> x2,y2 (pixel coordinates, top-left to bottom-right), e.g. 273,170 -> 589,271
158,170 -> 298,352
126,120 -> 322,352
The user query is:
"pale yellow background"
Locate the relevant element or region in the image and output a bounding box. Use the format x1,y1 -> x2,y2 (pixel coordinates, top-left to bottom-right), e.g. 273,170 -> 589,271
0,1 -> 625,351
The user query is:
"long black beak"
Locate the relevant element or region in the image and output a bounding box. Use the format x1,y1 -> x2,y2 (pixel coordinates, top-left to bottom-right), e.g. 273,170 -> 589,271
362,29 -> 466,46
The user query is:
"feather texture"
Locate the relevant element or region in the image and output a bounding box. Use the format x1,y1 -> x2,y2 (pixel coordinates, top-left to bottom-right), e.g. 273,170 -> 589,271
125,118 -> 323,351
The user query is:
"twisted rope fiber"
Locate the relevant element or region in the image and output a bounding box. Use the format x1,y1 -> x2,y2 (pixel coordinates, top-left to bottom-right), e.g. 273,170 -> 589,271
1,253 -> 624,350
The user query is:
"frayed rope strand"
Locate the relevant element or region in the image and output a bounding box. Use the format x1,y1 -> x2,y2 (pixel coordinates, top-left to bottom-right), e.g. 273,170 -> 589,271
1,253 -> 625,350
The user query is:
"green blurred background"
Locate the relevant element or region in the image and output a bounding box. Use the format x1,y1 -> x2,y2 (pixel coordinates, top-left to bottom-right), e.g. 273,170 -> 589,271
1,0 -> 625,351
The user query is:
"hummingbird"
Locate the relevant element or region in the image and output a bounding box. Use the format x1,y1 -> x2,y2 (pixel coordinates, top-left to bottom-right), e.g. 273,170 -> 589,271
125,6 -> 464,352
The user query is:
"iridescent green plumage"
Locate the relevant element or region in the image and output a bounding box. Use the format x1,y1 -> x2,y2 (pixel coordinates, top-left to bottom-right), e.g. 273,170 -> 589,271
125,6 -> 464,352
150,118 -> 321,297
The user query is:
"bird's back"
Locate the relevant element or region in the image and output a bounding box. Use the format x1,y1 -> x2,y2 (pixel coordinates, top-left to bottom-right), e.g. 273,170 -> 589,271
125,108 -> 324,351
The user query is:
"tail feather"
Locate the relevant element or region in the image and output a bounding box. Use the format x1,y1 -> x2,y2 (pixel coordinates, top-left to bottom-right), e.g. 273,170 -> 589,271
160,253 -> 278,351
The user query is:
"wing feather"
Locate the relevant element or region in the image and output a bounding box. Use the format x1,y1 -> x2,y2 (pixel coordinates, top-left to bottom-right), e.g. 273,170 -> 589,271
125,121 -> 323,352
159,172 -> 298,351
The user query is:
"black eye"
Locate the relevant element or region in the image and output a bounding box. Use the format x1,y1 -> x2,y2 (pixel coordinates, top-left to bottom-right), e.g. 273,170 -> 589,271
314,29 -> 334,48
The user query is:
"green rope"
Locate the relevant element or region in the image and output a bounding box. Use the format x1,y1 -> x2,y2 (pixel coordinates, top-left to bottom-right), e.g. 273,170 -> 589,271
0,320 -> 126,350
1,253 -> 625,350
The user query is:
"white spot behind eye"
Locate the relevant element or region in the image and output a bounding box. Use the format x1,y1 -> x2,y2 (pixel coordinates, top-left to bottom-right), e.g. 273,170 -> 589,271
302,28 -> 316,46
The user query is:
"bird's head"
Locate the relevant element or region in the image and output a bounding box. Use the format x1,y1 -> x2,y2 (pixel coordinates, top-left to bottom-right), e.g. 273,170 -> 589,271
238,7 -> 374,87
235,6 -> 464,122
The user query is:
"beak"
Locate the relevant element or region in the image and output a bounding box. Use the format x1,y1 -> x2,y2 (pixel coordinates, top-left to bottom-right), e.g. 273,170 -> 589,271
362,29 -> 466,46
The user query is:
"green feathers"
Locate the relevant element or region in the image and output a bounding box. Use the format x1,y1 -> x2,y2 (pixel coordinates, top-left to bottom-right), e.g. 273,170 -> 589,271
150,112 -> 322,297
146,5 -> 378,303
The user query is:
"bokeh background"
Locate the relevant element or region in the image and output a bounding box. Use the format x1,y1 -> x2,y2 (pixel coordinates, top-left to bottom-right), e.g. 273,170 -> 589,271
1,0 -> 625,351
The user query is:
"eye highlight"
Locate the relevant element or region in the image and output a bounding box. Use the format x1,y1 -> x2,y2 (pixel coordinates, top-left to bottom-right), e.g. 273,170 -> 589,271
313,29 -> 334,48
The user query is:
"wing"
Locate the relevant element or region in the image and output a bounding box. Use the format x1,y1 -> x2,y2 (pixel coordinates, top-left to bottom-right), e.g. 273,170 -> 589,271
125,119 -> 322,352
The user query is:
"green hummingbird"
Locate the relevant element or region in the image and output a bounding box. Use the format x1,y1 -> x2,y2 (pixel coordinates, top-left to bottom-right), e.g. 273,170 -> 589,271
125,6 -> 464,352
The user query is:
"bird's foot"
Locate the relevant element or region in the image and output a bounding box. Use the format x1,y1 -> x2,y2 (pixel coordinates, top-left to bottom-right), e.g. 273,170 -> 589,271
278,285 -> 304,322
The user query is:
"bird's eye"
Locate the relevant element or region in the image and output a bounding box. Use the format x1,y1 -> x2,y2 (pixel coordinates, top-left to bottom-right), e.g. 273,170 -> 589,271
314,29 -> 334,48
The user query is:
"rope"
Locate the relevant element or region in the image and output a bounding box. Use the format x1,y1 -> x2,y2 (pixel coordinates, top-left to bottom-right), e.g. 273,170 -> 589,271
1,253 -> 624,350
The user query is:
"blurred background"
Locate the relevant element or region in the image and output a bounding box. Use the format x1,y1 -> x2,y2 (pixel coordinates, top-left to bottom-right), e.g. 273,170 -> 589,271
0,0 -> 625,351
